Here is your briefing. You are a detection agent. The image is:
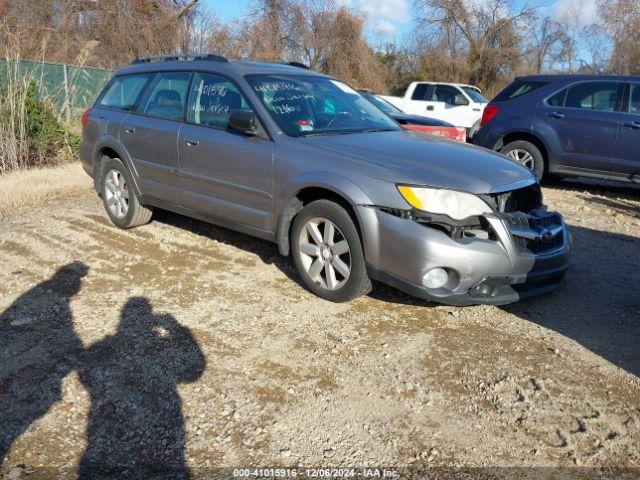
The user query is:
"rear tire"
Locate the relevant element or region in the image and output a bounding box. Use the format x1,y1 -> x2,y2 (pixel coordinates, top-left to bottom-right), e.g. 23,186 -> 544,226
501,140 -> 545,180
291,200 -> 371,302
100,157 -> 153,229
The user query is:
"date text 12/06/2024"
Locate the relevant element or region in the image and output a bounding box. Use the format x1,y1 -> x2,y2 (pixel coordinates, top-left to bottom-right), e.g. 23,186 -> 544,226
233,468 -> 399,478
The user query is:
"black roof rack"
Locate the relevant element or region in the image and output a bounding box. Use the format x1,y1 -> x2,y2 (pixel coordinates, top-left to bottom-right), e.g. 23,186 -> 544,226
275,61 -> 310,70
132,53 -> 228,65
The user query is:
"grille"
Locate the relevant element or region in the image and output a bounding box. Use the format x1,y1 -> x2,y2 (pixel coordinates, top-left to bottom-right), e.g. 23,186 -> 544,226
491,184 -> 543,213
503,212 -> 565,254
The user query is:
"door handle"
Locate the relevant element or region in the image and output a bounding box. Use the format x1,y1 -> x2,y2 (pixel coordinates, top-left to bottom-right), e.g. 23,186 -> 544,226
623,121 -> 640,129
185,138 -> 199,146
426,106 -> 435,111
546,112 -> 565,119
124,127 -> 136,134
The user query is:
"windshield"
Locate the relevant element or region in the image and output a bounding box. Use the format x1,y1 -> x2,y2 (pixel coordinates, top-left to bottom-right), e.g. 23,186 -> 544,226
361,92 -> 402,114
462,87 -> 488,104
246,75 -> 401,137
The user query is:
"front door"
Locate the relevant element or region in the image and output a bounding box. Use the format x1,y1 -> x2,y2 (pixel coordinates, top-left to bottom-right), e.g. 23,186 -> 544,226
178,72 -> 274,232
612,82 -> 640,179
120,71 -> 192,205
536,81 -> 623,173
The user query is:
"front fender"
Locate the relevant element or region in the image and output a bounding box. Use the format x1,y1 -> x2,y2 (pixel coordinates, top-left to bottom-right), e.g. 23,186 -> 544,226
275,171 -> 376,257
276,171 -> 375,213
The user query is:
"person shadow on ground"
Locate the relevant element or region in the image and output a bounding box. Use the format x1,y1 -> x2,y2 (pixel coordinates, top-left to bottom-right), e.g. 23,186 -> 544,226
0,262 -> 88,467
77,297 -> 206,480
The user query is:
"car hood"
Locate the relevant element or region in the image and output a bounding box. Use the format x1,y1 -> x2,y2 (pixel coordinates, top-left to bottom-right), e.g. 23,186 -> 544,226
302,130 -> 535,194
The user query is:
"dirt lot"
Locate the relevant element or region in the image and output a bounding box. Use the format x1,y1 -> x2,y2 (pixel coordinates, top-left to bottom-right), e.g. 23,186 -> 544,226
0,166 -> 639,478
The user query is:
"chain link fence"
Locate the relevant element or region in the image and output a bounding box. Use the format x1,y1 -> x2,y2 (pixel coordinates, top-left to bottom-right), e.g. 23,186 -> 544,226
0,58 -> 113,121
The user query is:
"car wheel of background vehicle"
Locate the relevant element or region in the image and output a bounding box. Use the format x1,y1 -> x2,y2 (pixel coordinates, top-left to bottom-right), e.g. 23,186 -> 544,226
291,200 -> 371,302
100,157 -> 153,229
501,140 -> 545,179
467,120 -> 481,141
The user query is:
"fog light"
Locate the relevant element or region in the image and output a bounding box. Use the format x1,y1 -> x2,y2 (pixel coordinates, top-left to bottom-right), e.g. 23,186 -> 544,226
423,268 -> 449,289
470,283 -> 495,297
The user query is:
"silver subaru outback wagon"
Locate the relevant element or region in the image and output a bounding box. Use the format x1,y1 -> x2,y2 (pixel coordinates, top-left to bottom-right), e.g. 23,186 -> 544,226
80,54 -> 570,306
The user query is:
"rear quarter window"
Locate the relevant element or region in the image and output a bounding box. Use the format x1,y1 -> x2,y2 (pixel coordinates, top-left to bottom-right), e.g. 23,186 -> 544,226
494,80 -> 549,102
97,74 -> 152,110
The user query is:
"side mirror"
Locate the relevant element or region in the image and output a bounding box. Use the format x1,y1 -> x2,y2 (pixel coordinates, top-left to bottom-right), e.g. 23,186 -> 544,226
228,110 -> 258,136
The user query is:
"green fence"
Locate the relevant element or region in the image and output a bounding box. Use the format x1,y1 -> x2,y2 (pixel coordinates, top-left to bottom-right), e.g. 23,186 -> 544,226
0,58 -> 113,120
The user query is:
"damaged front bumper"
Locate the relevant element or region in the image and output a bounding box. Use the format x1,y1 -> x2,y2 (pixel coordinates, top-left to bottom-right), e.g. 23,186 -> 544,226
357,204 -> 570,306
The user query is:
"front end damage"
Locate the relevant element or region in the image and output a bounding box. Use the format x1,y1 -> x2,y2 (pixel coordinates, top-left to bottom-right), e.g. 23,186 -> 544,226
359,183 -> 570,306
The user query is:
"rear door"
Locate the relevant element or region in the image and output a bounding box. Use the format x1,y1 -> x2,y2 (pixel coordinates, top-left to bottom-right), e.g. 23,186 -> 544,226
405,84 -> 469,127
120,71 -> 191,205
403,83 -> 439,117
89,74 -> 152,175
536,81 -> 624,173
612,82 -> 640,178
178,72 -> 274,231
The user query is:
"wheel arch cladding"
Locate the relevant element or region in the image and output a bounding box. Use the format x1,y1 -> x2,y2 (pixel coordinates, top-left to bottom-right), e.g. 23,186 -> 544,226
94,142 -> 141,195
276,177 -> 372,257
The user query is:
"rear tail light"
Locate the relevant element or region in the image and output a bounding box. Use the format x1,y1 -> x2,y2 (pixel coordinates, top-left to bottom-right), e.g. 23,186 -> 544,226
81,108 -> 92,127
481,104 -> 499,126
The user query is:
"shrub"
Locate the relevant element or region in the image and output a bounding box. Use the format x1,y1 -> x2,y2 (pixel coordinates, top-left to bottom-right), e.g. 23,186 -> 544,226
0,80 -> 79,173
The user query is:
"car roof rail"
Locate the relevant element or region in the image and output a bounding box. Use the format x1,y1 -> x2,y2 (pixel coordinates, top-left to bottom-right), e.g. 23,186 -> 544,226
132,53 -> 228,65
274,61 -> 310,70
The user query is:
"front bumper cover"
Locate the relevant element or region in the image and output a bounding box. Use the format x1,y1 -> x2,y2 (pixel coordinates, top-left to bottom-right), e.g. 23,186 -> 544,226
358,205 -> 570,306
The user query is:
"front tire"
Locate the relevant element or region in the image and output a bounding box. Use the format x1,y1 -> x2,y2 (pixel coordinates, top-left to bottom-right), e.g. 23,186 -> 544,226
501,140 -> 545,179
291,200 -> 371,302
100,157 -> 153,229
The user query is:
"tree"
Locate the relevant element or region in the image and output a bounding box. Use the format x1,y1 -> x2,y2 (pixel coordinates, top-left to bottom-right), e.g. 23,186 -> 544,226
526,16 -> 564,74
599,0 -> 640,75
413,0 -> 535,95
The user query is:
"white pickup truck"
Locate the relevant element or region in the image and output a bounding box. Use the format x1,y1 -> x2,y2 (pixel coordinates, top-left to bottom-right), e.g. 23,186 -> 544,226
380,82 -> 488,139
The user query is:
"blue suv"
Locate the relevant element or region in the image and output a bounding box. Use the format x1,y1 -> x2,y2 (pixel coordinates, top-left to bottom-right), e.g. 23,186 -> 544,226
474,75 -> 640,183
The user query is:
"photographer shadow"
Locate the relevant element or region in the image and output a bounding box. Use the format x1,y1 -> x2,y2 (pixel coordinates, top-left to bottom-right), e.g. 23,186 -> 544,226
1,266 -> 205,479
77,297 -> 205,480
0,262 -> 87,467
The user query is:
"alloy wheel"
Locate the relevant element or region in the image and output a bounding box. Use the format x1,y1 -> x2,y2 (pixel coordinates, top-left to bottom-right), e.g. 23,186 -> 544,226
104,169 -> 130,219
298,218 -> 351,290
507,149 -> 535,170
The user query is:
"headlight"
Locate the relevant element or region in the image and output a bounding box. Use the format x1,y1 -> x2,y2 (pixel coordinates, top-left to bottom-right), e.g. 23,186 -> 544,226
397,185 -> 492,220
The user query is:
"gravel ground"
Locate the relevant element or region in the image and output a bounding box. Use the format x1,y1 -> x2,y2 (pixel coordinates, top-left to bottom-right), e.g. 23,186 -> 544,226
0,171 -> 639,479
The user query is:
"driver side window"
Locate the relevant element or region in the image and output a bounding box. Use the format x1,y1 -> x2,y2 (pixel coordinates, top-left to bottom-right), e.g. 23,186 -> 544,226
187,73 -> 254,129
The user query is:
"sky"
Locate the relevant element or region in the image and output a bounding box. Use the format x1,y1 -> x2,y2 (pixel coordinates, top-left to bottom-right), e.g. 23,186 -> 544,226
200,0 -> 601,44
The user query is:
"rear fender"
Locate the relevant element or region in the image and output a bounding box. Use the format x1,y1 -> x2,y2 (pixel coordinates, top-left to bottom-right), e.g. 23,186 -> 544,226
92,137 -> 142,196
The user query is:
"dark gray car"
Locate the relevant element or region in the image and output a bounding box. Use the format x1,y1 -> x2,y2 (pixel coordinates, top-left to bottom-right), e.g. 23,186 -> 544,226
80,54 -> 570,306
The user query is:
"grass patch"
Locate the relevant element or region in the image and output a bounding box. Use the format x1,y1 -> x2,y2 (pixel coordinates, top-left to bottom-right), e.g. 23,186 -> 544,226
0,162 -> 91,220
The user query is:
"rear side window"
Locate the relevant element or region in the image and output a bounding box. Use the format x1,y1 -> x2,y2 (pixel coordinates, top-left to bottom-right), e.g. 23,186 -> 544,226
547,89 -> 567,106
564,82 -> 623,112
494,80 -> 549,102
629,84 -> 640,114
411,84 -> 430,100
187,73 -> 254,129
97,74 -> 151,110
137,72 -> 191,120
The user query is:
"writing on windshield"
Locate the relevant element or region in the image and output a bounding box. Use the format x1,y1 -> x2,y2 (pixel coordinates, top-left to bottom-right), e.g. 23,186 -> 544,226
247,75 -> 400,136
